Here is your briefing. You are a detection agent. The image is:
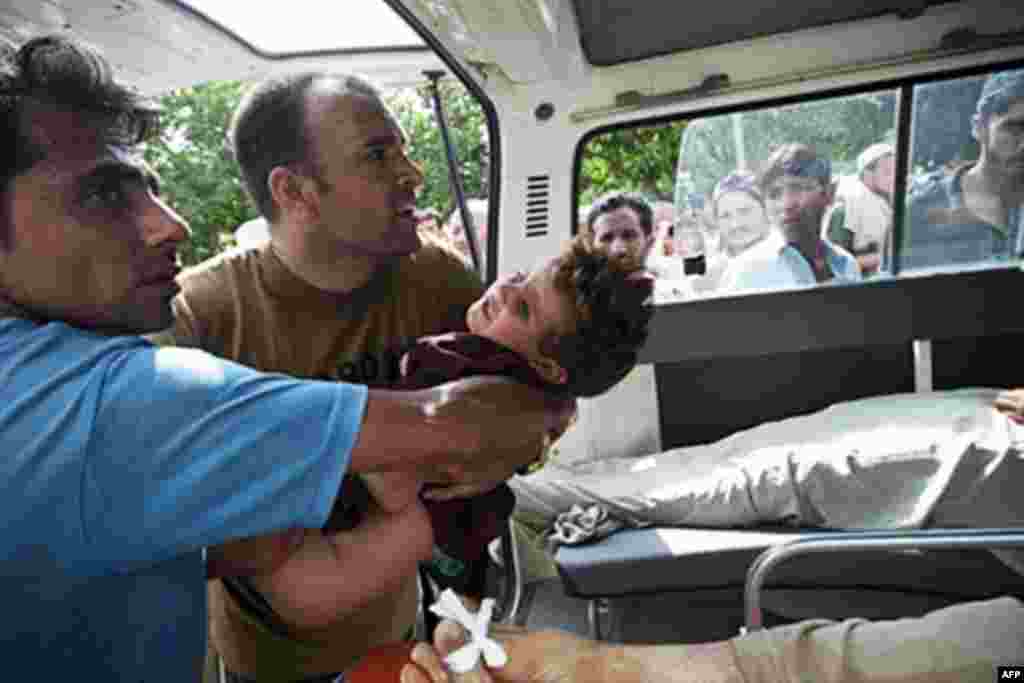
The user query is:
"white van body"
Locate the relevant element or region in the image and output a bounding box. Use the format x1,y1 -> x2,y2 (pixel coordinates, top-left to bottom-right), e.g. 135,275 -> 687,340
5,0 -> 1024,648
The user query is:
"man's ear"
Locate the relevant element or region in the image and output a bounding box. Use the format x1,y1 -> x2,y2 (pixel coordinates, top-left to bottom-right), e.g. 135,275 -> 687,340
642,231 -> 656,261
268,166 -> 318,221
528,355 -> 568,385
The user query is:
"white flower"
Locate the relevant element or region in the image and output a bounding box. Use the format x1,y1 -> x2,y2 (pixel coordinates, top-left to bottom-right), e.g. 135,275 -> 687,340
428,588 -> 508,674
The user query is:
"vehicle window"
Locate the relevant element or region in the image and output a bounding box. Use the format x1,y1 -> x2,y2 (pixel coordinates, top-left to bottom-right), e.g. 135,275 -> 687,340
179,0 -> 425,55
900,66 -> 1024,273
579,90 -> 899,302
579,64 -> 1024,304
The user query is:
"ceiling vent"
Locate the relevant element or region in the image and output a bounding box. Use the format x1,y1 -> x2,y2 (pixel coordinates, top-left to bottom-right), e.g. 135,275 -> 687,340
525,175 -> 550,238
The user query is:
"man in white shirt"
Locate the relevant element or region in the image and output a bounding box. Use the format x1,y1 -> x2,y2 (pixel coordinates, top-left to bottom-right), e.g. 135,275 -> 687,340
824,142 -> 894,275
721,144 -> 861,294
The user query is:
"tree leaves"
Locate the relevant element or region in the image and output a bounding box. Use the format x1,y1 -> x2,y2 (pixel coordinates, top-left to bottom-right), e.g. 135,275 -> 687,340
143,81 -> 254,267
385,81 -> 489,223
678,92 -> 899,202
580,122 -> 688,205
143,79 -> 493,269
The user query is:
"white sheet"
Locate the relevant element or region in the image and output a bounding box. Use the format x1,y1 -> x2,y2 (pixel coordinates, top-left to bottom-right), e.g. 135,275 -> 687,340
512,389 -> 1024,565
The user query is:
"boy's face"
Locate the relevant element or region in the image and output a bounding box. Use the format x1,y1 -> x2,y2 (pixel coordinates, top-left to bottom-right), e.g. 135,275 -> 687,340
466,256 -> 575,384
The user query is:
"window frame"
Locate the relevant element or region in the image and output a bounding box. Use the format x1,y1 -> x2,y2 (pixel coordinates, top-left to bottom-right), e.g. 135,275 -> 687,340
572,57 -> 1024,363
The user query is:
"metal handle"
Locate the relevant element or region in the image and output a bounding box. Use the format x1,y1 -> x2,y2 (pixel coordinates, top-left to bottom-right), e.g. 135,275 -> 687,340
744,527 -> 1024,631
496,520 -> 524,624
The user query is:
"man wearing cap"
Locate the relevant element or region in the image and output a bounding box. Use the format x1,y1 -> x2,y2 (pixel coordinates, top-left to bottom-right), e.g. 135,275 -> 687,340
904,67 -> 1024,269
824,142 -> 895,276
720,143 -> 861,293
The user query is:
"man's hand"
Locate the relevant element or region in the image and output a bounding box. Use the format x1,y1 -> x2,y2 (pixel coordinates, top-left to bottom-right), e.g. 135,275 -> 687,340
401,618 -> 600,683
995,388 -> 1024,424
856,252 -> 881,274
363,471 -> 424,514
355,376 -> 576,495
418,378 -> 576,500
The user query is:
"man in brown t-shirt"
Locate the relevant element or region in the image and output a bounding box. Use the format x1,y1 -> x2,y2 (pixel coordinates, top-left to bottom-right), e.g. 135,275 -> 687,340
155,72 -> 503,682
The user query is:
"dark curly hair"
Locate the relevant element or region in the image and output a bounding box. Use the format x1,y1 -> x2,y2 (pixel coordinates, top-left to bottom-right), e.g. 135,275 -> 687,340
541,238 -> 654,397
584,191 -> 654,240
0,35 -> 158,248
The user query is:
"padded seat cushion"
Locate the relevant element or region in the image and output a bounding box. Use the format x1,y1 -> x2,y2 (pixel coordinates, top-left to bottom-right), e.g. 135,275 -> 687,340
555,527 -> 1024,599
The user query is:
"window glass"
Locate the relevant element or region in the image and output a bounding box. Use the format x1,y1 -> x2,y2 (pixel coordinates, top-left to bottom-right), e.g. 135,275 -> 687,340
901,66 -> 1024,272
180,0 -> 424,55
579,91 -> 899,302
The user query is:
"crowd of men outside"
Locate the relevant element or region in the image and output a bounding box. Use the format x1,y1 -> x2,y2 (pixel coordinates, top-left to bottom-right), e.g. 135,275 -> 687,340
577,66 -> 1022,302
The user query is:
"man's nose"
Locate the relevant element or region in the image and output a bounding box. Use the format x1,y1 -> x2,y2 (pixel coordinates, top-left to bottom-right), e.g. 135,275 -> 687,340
396,152 -> 425,191
144,197 -> 190,247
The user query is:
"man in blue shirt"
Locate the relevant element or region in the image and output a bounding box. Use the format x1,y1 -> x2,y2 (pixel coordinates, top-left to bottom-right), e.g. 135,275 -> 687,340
903,67 -> 1024,270
0,35 -> 570,682
721,144 -> 861,294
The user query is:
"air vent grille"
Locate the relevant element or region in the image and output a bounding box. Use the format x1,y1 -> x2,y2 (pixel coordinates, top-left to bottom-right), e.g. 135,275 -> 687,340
525,175 -> 550,238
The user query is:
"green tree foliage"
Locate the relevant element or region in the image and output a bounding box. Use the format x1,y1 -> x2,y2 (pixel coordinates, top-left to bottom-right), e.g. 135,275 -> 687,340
677,92 -> 897,202
144,75 -> 698,264
143,79 -> 488,268
579,122 -> 688,206
385,80 -> 489,221
143,81 -> 255,267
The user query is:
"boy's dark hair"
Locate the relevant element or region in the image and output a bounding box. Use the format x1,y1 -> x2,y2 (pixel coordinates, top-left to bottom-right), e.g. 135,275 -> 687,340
541,238 -> 654,397
0,35 -> 158,248
757,143 -> 831,193
585,191 -> 654,238
229,72 -> 381,222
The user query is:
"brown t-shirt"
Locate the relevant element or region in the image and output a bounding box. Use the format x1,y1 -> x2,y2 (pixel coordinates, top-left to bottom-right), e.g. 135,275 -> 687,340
157,237 -> 483,680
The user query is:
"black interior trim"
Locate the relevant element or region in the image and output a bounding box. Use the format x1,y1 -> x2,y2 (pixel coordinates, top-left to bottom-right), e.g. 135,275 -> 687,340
571,0 -> 953,67
640,266 -> 1024,365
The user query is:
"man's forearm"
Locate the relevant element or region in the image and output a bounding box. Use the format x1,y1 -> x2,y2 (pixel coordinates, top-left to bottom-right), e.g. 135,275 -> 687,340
351,377 -> 571,485
728,597 -> 1024,683
349,386 -> 462,475
599,641 -> 745,683
254,503 -> 433,629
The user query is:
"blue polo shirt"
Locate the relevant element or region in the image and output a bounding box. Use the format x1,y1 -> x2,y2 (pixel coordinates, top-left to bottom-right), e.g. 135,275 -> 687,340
0,316 -> 366,681
903,163 -> 1024,270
